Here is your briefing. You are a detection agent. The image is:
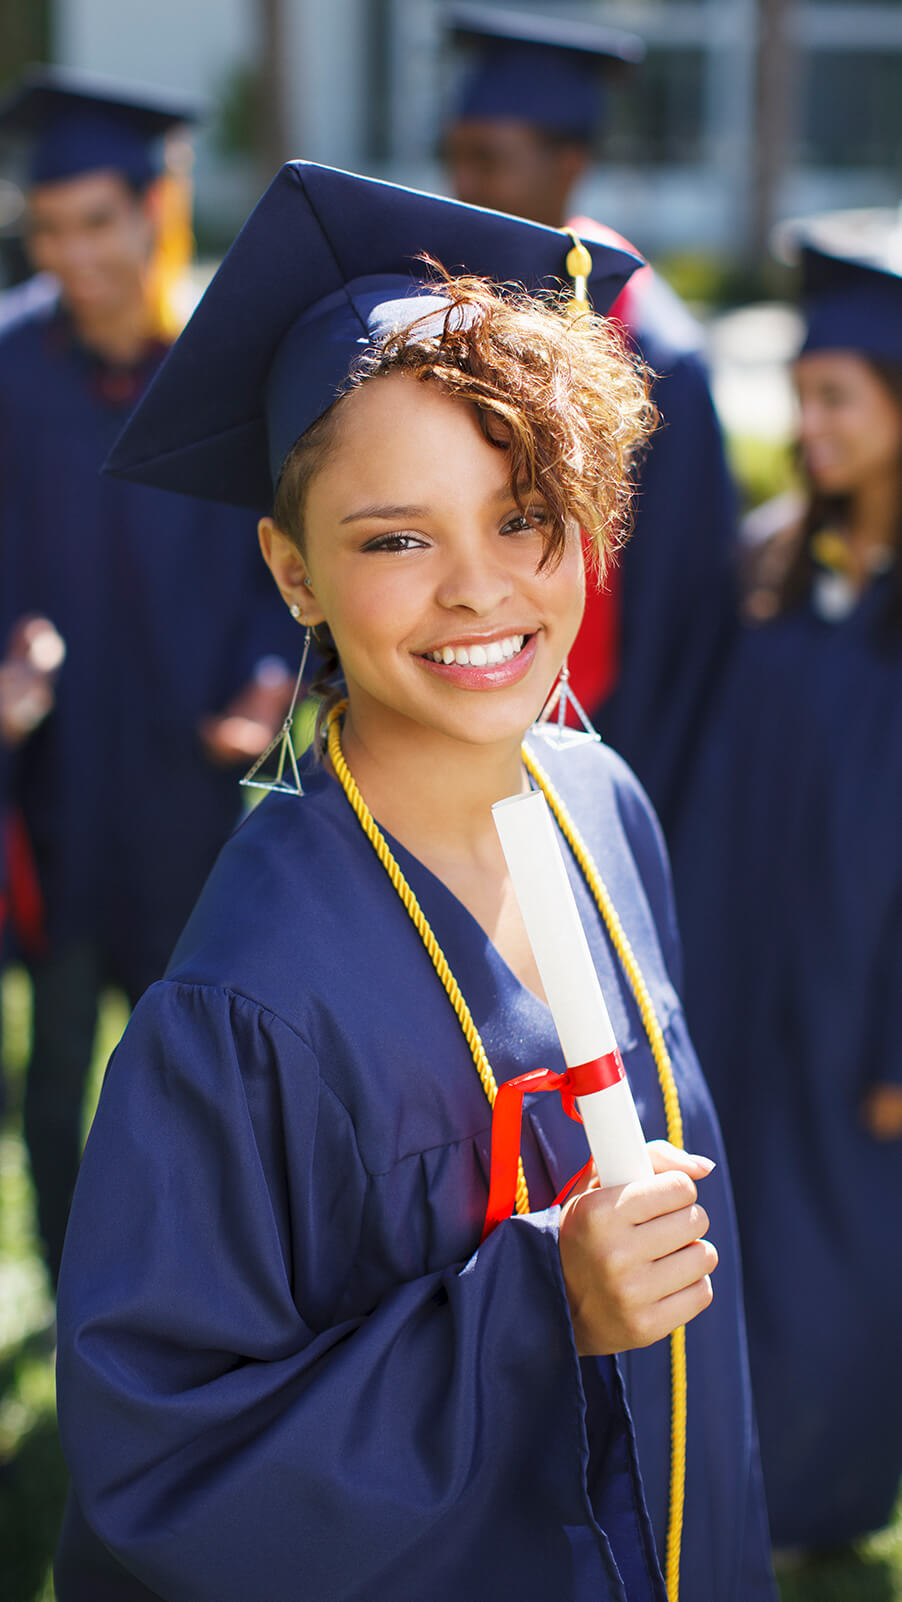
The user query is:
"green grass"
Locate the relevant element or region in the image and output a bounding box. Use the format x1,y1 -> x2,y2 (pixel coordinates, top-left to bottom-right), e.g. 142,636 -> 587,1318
0,965 -> 899,1599
727,431 -> 800,513
0,968 -> 126,1602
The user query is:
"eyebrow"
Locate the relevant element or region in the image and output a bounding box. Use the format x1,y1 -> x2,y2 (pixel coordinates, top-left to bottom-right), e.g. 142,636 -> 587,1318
340,504 -> 429,524
339,485 -> 533,525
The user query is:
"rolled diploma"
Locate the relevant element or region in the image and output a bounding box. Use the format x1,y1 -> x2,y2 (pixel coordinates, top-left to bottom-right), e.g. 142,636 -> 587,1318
493,788 -> 653,1187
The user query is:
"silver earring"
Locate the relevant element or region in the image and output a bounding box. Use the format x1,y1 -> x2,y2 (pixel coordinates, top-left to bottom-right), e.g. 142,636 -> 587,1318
240,626 -> 312,797
529,659 -> 601,751
290,602 -> 301,618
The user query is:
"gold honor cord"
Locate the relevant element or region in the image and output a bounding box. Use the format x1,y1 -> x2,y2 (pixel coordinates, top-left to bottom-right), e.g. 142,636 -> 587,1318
325,704 -> 686,1600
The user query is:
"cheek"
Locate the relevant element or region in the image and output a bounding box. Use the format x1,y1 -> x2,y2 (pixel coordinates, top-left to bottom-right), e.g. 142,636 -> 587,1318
538,542 -> 586,629
25,233 -> 56,272
870,407 -> 902,467
319,566 -> 421,662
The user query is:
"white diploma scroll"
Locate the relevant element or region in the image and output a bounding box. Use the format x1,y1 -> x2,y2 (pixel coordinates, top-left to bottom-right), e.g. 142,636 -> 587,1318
492,788 -> 653,1187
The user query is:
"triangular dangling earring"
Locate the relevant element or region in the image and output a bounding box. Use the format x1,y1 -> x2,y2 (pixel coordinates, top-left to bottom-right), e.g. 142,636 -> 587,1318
240,625 -> 312,797
529,660 -> 601,750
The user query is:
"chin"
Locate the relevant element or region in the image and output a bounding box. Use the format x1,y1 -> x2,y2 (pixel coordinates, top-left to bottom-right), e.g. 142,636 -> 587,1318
424,695 -> 544,750
805,462 -> 855,497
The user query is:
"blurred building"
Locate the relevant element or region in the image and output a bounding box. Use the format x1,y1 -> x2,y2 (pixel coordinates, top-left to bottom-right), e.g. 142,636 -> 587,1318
10,0 -> 902,262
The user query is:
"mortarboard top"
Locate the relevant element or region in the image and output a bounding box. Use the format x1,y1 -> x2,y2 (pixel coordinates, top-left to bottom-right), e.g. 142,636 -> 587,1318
0,65 -> 198,187
445,3 -> 644,142
775,209 -> 902,363
105,160 -> 643,510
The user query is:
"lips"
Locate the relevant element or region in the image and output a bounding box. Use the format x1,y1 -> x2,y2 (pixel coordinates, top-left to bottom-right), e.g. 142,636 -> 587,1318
415,631 -> 538,689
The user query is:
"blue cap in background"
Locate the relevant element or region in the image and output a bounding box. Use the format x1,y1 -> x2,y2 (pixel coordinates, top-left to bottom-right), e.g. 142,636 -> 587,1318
0,65 -> 198,187
105,160 -> 642,509
445,3 -> 644,142
777,210 -> 902,363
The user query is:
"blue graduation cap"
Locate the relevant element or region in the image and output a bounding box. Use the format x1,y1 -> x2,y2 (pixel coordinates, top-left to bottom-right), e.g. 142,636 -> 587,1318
445,3 -> 644,142
777,211 -> 902,362
0,65 -> 198,187
105,160 -> 642,509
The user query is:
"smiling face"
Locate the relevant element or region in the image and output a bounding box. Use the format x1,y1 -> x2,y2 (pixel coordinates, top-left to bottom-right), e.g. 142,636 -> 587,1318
25,169 -> 156,325
260,371 -> 585,754
795,349 -> 902,497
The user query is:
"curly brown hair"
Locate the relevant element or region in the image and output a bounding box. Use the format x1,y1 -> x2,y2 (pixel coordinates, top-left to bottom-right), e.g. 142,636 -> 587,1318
272,264 -> 656,706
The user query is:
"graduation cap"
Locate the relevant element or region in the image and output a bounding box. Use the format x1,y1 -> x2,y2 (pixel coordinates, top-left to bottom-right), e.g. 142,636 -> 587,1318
105,160 -> 642,510
445,3 -> 644,142
775,210 -> 902,362
0,65 -> 198,187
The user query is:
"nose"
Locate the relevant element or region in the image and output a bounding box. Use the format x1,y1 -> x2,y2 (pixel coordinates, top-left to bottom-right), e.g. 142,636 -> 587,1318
434,535 -> 516,615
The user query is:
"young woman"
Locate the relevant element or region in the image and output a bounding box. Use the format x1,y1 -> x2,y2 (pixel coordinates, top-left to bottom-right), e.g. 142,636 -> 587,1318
674,231 -> 902,1553
54,162 -> 776,1602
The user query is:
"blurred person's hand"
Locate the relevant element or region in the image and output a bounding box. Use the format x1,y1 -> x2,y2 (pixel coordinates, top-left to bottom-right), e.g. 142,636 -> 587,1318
198,658 -> 295,767
0,614 -> 66,744
861,1083 -> 902,1141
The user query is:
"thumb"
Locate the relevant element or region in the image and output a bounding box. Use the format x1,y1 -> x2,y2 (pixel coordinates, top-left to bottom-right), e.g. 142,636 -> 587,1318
647,1139 -> 716,1180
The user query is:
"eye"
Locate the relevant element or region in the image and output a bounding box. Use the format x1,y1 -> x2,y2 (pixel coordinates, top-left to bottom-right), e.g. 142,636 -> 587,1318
502,508 -> 549,536
361,531 -> 428,553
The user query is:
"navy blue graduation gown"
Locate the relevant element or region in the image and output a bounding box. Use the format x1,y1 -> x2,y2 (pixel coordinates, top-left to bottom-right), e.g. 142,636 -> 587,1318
55,740 -> 775,1601
673,575 -> 902,1546
0,286 -> 297,993
569,222 -> 739,838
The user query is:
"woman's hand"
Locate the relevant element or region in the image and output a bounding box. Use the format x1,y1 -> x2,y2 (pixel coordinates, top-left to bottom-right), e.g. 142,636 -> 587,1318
860,1083 -> 902,1141
559,1142 -> 718,1356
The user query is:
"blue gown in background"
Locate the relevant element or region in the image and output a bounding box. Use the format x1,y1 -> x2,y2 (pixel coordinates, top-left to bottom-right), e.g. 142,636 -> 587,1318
0,284 -> 297,994
55,739 -> 776,1601
673,569 -> 902,1546
569,222 -> 739,839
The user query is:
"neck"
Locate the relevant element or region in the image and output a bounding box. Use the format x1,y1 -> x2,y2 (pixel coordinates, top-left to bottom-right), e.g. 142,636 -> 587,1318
338,703 -> 529,866
68,283 -> 153,366
846,468 -> 900,578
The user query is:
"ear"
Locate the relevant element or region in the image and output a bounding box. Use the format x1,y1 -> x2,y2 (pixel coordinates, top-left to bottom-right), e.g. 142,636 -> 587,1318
258,517 -> 325,624
557,144 -> 590,199
137,176 -> 164,242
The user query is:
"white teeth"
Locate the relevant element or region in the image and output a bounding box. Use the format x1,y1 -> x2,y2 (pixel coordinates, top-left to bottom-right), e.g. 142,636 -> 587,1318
426,634 -> 526,666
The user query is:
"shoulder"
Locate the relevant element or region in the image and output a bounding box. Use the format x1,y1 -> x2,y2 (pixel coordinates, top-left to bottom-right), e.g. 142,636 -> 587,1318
165,771 -> 388,1027
568,213 -> 704,367
527,735 -> 683,998
738,493 -> 807,622
527,735 -> 668,887
0,274 -> 59,350
625,270 -> 706,368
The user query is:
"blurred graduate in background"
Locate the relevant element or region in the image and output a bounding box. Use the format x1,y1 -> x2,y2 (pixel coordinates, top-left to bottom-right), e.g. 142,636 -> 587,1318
672,219 -> 902,1552
442,4 -> 738,836
0,68 -> 298,1287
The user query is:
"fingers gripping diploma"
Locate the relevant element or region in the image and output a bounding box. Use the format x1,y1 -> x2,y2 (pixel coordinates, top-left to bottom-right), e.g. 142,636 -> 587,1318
559,1141 -> 719,1357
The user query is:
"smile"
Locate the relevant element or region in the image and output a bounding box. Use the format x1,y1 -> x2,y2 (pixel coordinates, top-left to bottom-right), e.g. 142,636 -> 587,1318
422,633 -> 526,666
414,631 -> 538,689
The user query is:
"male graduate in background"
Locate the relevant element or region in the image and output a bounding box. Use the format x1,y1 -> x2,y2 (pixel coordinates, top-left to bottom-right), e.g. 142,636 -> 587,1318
0,68 -> 299,1287
443,5 -> 738,833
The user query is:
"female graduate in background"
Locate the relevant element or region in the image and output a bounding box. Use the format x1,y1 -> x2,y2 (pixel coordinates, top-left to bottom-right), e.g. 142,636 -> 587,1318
54,162 -> 776,1602
673,226 -> 902,1553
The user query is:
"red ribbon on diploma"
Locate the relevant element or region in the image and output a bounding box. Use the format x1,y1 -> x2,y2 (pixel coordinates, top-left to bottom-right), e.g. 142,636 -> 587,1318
481,1049 -> 626,1241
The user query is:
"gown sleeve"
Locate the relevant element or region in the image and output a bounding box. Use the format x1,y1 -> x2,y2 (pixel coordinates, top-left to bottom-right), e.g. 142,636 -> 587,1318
56,979 -> 654,1602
